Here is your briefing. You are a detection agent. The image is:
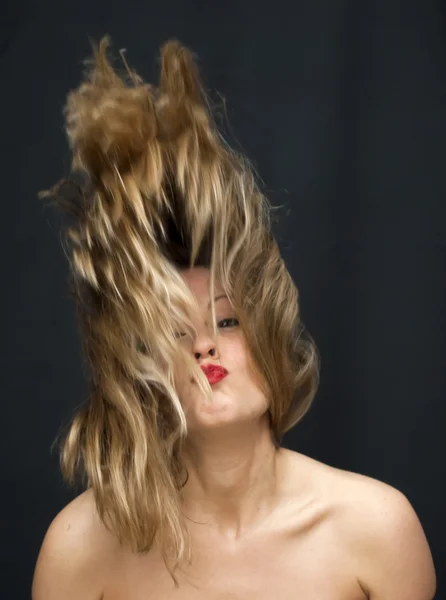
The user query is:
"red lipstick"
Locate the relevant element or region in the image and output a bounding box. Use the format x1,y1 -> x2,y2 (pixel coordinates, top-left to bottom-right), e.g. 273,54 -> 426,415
200,364 -> 228,385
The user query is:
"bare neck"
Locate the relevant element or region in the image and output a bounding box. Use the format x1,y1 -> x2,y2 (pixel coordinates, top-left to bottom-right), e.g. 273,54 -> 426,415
180,416 -> 283,539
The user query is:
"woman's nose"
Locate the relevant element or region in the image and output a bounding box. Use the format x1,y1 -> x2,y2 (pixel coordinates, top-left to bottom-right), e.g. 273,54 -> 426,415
192,329 -> 218,360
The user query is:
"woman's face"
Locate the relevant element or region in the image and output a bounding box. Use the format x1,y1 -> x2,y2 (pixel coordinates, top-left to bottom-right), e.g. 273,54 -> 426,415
174,266 -> 269,433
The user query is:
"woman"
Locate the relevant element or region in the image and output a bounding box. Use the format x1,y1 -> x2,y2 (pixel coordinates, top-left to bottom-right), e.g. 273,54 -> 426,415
32,38 -> 436,599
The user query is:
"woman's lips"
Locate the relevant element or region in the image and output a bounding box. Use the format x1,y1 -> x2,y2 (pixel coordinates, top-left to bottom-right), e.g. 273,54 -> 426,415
200,364 -> 228,385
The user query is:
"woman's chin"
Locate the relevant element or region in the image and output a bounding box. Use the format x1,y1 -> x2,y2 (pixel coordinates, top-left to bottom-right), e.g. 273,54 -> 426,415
185,395 -> 242,429
181,388 -> 268,432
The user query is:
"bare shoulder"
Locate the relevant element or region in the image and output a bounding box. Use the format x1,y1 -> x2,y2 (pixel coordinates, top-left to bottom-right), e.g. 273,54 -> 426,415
284,450 -> 436,600
32,488 -> 118,600
335,468 -> 436,599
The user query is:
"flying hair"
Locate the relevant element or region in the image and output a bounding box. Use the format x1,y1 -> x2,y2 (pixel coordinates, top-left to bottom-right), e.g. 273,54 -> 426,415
41,36 -> 320,581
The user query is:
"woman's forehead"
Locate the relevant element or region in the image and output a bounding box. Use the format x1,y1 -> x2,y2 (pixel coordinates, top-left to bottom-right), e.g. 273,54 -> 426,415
180,267 -> 225,301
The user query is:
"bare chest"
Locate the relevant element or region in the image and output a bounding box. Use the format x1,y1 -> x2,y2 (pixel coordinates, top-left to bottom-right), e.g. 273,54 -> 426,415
103,525 -> 366,600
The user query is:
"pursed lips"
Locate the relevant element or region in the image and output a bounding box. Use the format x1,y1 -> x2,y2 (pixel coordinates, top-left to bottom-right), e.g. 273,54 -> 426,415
191,364 -> 229,385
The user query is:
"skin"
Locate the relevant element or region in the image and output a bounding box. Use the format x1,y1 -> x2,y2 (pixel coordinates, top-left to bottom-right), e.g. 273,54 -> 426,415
32,267 -> 437,600
174,267 -> 277,536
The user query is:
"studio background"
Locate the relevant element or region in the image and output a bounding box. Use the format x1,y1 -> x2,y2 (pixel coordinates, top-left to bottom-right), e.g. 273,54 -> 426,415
2,1 -> 445,598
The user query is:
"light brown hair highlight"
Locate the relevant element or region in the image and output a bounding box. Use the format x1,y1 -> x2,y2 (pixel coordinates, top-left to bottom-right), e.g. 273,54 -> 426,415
42,36 -> 320,580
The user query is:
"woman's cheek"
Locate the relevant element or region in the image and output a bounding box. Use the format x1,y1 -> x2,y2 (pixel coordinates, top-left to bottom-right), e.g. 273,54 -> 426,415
224,336 -> 250,373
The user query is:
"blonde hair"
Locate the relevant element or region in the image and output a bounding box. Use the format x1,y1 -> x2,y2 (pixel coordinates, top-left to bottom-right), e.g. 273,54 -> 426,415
42,37 -> 320,578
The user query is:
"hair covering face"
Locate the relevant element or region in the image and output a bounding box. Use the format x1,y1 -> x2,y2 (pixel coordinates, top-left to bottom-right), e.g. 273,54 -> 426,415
42,37 -> 319,579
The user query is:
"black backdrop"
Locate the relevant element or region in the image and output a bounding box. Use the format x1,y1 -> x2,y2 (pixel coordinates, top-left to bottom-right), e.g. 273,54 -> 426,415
2,1 -> 445,598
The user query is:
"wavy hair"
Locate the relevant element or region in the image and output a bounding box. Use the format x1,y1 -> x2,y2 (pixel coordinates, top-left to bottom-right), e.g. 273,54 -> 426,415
42,37 -> 320,579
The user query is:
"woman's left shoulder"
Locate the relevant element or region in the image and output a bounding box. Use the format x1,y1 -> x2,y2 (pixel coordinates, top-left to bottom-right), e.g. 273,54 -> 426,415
281,448 -> 424,519
310,455 -> 436,600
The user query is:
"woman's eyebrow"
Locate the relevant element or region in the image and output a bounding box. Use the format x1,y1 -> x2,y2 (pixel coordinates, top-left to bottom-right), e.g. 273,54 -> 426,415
207,294 -> 228,308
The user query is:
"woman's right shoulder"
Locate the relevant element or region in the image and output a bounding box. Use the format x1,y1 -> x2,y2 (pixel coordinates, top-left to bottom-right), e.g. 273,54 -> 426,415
32,488 -> 119,600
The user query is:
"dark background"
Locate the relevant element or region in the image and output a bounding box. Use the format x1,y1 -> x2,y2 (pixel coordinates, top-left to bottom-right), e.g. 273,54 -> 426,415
2,1 -> 445,598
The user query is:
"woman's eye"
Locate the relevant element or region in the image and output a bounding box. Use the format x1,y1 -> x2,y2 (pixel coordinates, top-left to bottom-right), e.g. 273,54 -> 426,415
217,317 -> 239,329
